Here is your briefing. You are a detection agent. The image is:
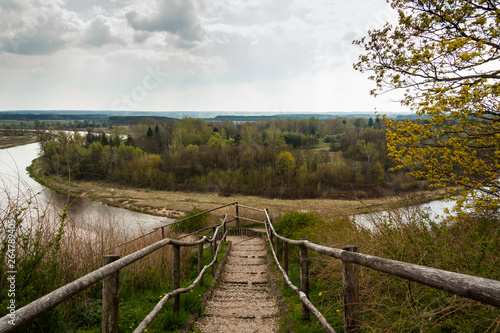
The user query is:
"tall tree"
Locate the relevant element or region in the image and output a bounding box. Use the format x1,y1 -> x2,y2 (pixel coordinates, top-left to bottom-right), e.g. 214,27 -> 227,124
355,0 -> 500,214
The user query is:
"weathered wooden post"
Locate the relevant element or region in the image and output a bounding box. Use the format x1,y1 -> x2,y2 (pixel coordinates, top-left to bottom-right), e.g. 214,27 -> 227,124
172,245 -> 181,313
223,215 -> 227,242
268,211 -> 279,259
210,230 -> 215,277
342,245 -> 360,333
102,255 -> 120,333
283,241 -> 289,290
274,237 -> 279,260
300,240 -> 310,320
212,226 -> 217,248
235,202 -> 240,228
161,226 -> 165,239
198,236 -> 204,286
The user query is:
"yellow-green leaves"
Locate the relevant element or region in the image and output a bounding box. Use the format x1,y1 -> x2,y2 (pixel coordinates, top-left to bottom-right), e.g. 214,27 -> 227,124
356,0 -> 500,213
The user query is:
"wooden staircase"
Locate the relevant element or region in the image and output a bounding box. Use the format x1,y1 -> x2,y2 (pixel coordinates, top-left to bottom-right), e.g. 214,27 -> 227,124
194,235 -> 280,332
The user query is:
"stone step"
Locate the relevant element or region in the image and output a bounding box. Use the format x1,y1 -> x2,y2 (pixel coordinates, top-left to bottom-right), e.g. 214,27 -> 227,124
228,250 -> 266,255
204,300 -> 279,318
226,257 -> 267,265
223,272 -> 268,284
196,316 -> 278,333
217,282 -> 271,293
231,246 -> 266,251
224,264 -> 268,273
211,289 -> 272,300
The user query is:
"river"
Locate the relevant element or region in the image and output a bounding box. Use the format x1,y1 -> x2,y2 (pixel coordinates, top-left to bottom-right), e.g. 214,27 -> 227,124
0,142 -> 172,237
1,142 -> 456,234
352,196 -> 457,229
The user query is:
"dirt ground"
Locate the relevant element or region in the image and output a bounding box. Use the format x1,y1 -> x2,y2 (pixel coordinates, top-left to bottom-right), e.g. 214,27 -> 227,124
0,135 -> 37,149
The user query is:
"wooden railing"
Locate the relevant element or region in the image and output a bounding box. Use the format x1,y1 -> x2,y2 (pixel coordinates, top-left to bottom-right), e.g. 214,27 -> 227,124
0,202 -> 247,333
262,209 -> 500,333
2,203 -> 499,333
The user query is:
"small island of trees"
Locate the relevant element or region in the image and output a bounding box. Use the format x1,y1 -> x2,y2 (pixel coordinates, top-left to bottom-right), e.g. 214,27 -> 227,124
35,116 -> 419,199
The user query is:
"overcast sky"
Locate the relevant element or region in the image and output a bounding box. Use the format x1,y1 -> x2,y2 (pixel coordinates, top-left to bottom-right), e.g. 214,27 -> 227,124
0,0 -> 404,113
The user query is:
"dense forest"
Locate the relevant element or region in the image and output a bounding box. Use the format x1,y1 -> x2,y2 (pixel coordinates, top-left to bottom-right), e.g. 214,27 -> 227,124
36,116 -> 421,199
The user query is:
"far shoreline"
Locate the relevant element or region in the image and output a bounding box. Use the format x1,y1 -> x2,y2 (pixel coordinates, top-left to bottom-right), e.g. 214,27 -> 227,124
0,135 -> 38,149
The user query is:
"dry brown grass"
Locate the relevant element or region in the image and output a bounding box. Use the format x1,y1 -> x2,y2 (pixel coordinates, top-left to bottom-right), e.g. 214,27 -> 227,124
305,207 -> 500,332
0,135 -> 37,149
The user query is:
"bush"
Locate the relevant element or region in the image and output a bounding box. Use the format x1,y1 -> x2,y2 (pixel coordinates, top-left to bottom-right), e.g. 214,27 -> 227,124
170,207 -> 210,233
274,211 -> 323,239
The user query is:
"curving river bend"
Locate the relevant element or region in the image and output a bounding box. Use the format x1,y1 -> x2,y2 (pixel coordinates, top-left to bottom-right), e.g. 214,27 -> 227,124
0,142 -> 456,234
0,143 -> 172,236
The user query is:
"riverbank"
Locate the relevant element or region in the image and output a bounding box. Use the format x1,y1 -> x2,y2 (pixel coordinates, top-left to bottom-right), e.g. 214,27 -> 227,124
0,135 -> 37,149
28,158 -> 443,219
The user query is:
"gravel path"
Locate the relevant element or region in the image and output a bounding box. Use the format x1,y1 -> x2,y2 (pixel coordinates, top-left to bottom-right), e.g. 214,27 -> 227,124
194,236 -> 280,332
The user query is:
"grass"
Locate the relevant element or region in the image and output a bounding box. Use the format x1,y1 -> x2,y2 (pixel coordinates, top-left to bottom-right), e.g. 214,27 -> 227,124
10,154 -> 496,331
269,211 -> 500,332
0,179 -> 229,332
311,140 -> 331,149
74,242 -> 228,333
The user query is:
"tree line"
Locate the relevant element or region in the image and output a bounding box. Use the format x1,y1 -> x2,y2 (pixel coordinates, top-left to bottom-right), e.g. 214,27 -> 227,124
37,116 -> 419,199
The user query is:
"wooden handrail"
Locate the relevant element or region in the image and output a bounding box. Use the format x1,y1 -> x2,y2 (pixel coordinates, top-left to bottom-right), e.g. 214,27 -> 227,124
0,236 -> 173,332
133,230 -> 228,333
0,202 -> 236,333
158,201 -> 238,229
235,204 -> 266,212
178,218 -> 236,240
226,214 -> 265,224
4,202 -> 497,333
264,211 -> 336,333
265,212 -> 500,308
263,207 -> 500,332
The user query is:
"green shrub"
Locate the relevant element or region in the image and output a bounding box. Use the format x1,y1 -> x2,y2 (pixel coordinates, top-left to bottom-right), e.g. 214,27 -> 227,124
274,211 -> 323,239
170,207 -> 210,233
0,207 -> 69,332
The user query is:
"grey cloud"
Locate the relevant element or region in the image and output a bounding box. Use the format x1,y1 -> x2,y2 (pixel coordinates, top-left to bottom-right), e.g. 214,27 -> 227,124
203,0 -> 293,27
0,22 -> 69,55
0,33 -> 65,55
81,16 -> 125,47
126,0 -> 202,42
132,31 -> 151,44
0,2 -> 80,55
0,0 -> 24,12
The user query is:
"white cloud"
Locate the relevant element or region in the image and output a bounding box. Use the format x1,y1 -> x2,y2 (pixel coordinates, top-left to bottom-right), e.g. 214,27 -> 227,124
0,0 -> 405,112
81,16 -> 125,47
0,1 -> 81,55
126,0 -> 203,42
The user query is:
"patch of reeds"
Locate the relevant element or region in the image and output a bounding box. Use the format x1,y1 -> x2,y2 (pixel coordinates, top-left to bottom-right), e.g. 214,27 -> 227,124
272,199 -> 500,332
0,176 -> 221,332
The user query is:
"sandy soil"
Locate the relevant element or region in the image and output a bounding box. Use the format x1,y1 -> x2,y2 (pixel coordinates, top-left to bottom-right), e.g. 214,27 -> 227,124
0,135 -> 37,149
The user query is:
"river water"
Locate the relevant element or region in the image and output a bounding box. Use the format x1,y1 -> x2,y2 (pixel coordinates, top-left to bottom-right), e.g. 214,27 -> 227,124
352,197 -> 457,229
0,143 -> 172,236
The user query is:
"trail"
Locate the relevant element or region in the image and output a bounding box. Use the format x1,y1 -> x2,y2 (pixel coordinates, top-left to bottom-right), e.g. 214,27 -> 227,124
194,235 -> 280,332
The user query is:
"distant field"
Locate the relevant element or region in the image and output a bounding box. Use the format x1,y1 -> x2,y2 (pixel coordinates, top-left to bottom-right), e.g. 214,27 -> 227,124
0,135 -> 37,149
313,139 -> 330,149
